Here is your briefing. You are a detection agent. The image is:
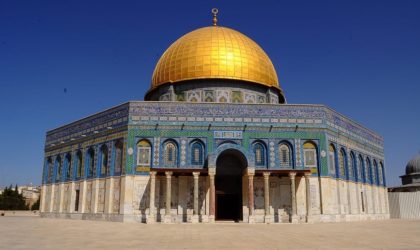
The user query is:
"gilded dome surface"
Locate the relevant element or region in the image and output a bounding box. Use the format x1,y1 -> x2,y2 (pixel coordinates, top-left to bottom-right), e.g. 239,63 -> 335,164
151,26 -> 280,90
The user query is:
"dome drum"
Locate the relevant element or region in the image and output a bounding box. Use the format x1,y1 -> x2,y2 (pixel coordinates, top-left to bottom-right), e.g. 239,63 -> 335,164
145,79 -> 285,103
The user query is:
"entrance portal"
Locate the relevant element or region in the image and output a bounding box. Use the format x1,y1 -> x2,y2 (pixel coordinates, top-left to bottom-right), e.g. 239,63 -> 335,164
215,149 -> 247,222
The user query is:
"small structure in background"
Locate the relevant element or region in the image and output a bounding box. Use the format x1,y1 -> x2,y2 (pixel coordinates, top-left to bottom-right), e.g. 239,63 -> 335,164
388,154 -> 420,219
19,184 -> 40,208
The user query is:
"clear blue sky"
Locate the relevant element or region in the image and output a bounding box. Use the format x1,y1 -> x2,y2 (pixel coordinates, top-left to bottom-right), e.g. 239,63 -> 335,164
0,0 -> 419,187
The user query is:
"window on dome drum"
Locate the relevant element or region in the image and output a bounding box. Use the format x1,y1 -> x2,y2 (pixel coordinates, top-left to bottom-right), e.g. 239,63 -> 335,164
47,158 -> 53,183
65,153 -> 72,180
303,142 -> 317,168
253,142 -> 266,167
328,144 -> 336,174
338,149 -> 346,178
163,141 -> 177,167
137,140 -> 151,166
358,155 -> 364,181
279,143 -> 292,167
56,156 -> 62,182
191,141 -> 204,166
100,145 -> 109,176
349,152 -> 356,179
87,148 -> 95,178
114,140 -> 123,174
76,150 -> 83,178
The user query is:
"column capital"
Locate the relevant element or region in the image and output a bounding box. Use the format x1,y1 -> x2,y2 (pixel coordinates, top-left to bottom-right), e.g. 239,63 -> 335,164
304,172 -> 311,178
208,167 -> 216,176
247,167 -> 255,176
289,171 -> 297,179
192,172 -> 200,178
150,171 -> 157,177
165,171 -> 173,177
263,172 -> 271,178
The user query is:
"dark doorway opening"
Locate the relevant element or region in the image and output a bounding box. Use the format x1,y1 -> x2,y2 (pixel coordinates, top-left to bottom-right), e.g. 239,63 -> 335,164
215,149 -> 247,222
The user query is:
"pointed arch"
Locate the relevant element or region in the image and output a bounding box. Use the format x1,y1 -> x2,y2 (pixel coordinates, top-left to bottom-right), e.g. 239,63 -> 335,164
190,139 -> 205,166
163,139 -> 178,167
65,153 -> 72,181
328,144 -> 337,175
373,160 -> 378,185
349,151 -> 356,180
76,150 -> 83,178
252,141 -> 267,167
279,141 -> 293,167
47,157 -> 53,183
338,148 -> 346,178
379,162 -> 385,185
55,155 -> 62,182
114,140 -> 124,174
366,157 -> 372,184
100,144 -> 109,176
303,141 -> 318,168
358,155 -> 364,182
86,147 -> 95,178
137,139 -> 152,167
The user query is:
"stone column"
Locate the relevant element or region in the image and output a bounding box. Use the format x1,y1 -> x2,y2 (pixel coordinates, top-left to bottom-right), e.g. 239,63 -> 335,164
247,168 -> 255,224
192,172 -> 200,223
263,172 -> 271,223
304,172 -> 312,223
163,171 -> 173,223
58,183 -> 65,213
146,171 -> 156,224
40,185 -> 46,213
289,172 -> 298,223
208,168 -> 216,223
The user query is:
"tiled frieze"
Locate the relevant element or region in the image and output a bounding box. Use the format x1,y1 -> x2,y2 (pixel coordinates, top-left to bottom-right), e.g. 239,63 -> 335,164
46,103 -> 129,146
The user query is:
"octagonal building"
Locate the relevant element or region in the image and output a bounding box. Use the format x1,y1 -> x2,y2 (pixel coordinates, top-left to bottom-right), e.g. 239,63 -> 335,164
40,12 -> 389,223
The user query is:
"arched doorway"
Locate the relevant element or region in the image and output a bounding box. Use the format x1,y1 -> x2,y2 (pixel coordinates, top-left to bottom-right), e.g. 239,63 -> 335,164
215,149 -> 247,222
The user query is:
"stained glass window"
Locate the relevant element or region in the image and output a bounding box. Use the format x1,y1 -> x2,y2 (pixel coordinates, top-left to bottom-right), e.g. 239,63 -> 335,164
191,141 -> 204,165
328,144 -> 336,174
279,143 -> 291,167
303,142 -> 317,168
164,141 -> 177,166
253,143 -> 265,166
137,140 -> 151,166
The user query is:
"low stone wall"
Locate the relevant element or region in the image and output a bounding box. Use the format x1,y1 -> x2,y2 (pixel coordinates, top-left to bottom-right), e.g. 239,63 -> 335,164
0,210 -> 39,217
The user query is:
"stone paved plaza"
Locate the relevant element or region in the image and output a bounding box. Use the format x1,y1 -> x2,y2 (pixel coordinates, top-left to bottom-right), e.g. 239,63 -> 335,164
1,216 -> 420,249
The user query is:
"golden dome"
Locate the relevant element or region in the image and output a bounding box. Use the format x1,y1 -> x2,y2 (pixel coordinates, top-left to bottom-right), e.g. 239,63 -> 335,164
150,26 -> 280,90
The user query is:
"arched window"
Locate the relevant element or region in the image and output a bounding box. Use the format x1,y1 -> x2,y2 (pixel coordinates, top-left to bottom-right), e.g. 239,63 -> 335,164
100,144 -> 109,176
338,149 -> 346,178
47,157 -> 53,183
303,141 -> 317,168
366,158 -> 372,184
163,141 -> 177,167
76,150 -> 83,178
191,141 -> 204,166
379,162 -> 385,185
373,160 -> 378,185
253,142 -> 266,167
279,143 -> 292,167
328,144 -> 336,175
87,147 -> 95,178
65,153 -> 72,180
349,152 -> 356,179
114,140 -> 123,174
137,140 -> 152,166
55,155 -> 62,182
357,155 -> 363,182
